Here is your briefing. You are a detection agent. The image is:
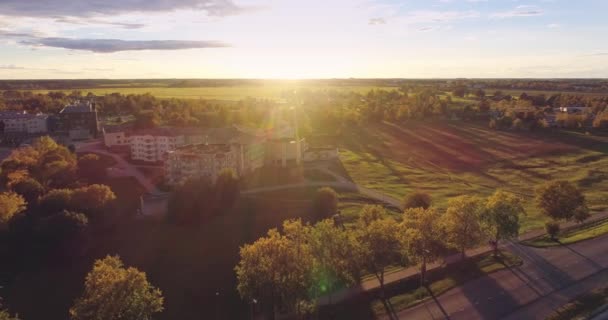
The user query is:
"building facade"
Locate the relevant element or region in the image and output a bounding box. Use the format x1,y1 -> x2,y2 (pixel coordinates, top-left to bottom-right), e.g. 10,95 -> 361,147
0,111 -> 48,134
165,144 -> 239,185
55,101 -> 100,139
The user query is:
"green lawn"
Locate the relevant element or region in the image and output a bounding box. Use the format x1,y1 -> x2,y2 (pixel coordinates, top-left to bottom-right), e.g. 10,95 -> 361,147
523,219 -> 608,248
338,121 -> 608,232
546,286 -> 608,320
29,84 -> 397,101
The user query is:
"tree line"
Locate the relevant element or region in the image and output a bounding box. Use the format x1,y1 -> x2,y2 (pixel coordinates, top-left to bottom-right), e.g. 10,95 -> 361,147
235,179 -> 590,319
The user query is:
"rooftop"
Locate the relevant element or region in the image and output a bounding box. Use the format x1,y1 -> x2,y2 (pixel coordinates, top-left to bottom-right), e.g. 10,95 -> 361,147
60,102 -> 94,113
169,143 -> 233,157
0,111 -> 48,119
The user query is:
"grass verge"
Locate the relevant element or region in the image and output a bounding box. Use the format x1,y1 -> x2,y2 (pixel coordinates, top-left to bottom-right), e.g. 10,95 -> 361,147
522,219 -> 608,248
371,250 -> 522,317
546,286 -> 608,320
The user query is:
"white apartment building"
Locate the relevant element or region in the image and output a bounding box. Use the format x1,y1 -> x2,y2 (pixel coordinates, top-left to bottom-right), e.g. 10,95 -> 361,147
165,144 -> 239,185
0,111 -> 48,134
129,128 -> 186,163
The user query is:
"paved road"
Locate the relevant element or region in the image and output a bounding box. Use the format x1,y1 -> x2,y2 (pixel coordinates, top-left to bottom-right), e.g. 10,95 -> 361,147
392,233 -> 608,320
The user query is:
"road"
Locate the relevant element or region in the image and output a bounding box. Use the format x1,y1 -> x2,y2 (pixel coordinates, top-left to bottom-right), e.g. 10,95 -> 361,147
391,233 -> 608,320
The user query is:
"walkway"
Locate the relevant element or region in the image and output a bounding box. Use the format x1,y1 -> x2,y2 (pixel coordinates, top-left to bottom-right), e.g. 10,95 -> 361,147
242,164 -> 403,209
76,140 -> 162,195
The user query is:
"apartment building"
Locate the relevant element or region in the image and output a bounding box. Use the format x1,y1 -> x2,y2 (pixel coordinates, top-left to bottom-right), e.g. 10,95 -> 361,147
55,101 -> 100,139
165,144 -> 239,185
129,128 -> 187,163
0,111 -> 49,134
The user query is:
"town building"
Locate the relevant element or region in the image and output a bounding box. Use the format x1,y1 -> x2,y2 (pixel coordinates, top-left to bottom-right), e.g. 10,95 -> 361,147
55,101 -> 99,140
0,111 -> 49,134
165,144 -> 239,185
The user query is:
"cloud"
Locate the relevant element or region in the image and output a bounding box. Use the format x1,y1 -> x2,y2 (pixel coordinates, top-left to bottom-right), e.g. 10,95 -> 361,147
368,17 -> 386,25
54,17 -> 146,29
491,5 -> 543,18
0,0 -> 245,18
401,10 -> 480,24
0,64 -> 24,69
19,37 -> 230,53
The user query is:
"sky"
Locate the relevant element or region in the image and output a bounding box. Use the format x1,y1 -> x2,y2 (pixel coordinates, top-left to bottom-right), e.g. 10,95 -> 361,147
0,0 -> 608,79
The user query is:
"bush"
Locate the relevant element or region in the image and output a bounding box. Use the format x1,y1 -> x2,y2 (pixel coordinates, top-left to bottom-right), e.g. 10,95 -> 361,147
11,178 -> 44,206
545,221 -> 560,240
313,187 -> 338,221
403,192 -> 432,210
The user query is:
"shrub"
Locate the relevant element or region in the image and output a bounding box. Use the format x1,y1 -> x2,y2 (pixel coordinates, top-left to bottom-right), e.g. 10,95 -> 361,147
545,221 -> 560,240
403,192 -> 432,210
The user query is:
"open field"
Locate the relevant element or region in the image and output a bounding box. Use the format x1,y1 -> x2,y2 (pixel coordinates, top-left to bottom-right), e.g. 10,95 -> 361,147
28,84 -> 398,101
338,121 -> 608,231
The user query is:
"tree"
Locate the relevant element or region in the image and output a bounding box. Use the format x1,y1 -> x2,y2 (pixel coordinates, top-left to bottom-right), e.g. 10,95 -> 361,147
0,192 -> 26,230
535,181 -> 587,221
308,219 -> 359,304
70,184 -> 116,217
356,210 -> 402,302
38,189 -> 73,216
573,205 -> 591,224
442,195 -> 485,259
0,307 -> 19,320
480,190 -> 525,256
545,221 -> 560,240
402,207 -> 444,285
313,187 -> 338,221
40,210 -> 88,248
77,154 -> 105,183
214,168 -> 240,210
235,221 -> 314,319
11,178 -> 44,206
403,191 -> 432,210
70,255 -> 164,320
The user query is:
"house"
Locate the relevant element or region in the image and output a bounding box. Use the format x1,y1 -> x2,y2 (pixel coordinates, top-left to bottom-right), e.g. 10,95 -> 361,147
54,101 -> 100,139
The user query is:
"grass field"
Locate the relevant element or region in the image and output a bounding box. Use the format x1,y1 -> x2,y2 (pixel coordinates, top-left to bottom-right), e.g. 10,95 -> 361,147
338,121 -> 608,232
29,84 -> 397,101
523,219 -> 608,248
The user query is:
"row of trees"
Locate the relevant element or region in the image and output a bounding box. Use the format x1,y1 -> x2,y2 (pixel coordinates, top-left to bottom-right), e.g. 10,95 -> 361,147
236,179 -> 592,319
235,189 -> 525,318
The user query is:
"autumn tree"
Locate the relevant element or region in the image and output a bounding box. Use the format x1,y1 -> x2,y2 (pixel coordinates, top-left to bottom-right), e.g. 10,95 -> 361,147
402,207 -> 444,285
442,195 -> 485,259
38,189 -> 73,216
39,210 -> 88,255
535,181 -> 587,221
70,184 -> 116,217
308,219 -> 359,304
356,206 -> 403,301
480,190 -> 525,256
545,221 -> 560,240
0,304 -> 19,320
70,255 -> 164,320
403,191 -> 432,210
235,220 -> 314,319
313,187 -> 338,221
0,192 -> 26,230
11,177 -> 44,206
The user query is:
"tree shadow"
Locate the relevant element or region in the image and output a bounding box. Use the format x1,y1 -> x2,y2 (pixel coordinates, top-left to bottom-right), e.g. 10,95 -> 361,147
507,242 -> 575,290
458,257 -> 522,319
556,240 -> 603,271
425,285 -> 451,320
